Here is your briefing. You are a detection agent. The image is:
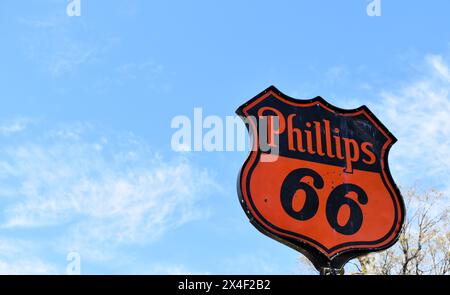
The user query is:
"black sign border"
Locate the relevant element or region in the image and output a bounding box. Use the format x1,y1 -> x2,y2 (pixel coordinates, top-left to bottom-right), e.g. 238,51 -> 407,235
236,86 -> 405,271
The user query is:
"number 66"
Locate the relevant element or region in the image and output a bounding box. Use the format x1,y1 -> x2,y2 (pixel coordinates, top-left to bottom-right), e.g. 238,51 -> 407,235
280,168 -> 368,235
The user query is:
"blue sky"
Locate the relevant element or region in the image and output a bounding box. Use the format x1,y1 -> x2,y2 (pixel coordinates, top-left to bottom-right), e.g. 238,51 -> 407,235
0,0 -> 449,274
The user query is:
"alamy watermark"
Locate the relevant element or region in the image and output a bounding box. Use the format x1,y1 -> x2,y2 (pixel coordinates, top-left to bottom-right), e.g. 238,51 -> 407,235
367,0 -> 381,17
170,108 -> 281,162
67,0 -> 81,17
66,251 -> 81,275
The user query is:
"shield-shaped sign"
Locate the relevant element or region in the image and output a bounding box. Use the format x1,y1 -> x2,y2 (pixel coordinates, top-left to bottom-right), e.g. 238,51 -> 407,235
236,86 -> 405,272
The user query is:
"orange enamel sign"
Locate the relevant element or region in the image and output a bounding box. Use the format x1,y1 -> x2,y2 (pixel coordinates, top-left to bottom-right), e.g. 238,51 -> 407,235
236,86 -> 405,271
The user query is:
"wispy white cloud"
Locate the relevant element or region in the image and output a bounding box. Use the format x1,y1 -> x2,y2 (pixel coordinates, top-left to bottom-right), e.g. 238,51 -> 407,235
0,121 -> 216,268
46,43 -> 96,76
18,16 -> 60,29
0,238 -> 58,274
18,15 -> 119,77
0,118 -> 33,135
426,54 -> 450,82
373,54 -> 450,190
